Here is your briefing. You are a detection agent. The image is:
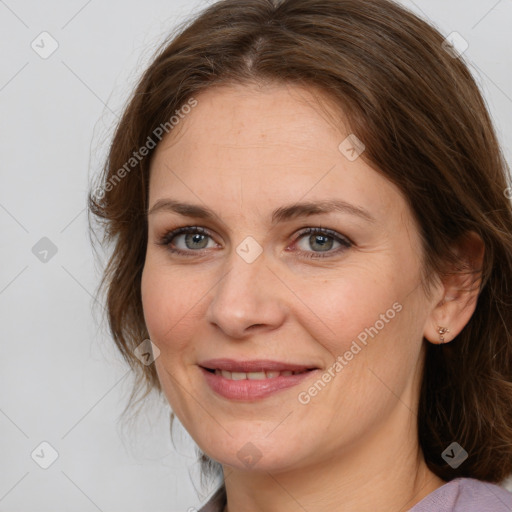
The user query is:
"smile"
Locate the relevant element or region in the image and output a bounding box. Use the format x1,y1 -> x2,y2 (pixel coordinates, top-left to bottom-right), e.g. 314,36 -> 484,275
207,368 -> 310,380
199,365 -> 318,401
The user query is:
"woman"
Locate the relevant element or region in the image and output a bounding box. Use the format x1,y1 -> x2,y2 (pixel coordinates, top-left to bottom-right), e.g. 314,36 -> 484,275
89,0 -> 512,510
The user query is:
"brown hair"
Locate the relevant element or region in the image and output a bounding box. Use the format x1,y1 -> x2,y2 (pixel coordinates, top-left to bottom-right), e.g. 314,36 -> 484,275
89,0 -> 512,487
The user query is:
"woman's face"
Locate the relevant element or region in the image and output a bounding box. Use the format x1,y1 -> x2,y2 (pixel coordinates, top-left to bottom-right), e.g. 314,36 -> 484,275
141,82 -> 438,472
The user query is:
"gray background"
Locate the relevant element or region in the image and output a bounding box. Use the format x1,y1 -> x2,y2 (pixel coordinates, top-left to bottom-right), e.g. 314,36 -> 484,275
1,1 -> 511,511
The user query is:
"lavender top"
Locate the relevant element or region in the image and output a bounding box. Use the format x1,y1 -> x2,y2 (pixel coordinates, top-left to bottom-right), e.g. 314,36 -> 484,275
198,477 -> 512,511
409,478 -> 512,511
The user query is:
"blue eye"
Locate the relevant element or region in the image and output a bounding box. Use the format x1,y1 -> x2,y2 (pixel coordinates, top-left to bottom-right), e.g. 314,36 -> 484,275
158,226 -> 218,256
292,227 -> 352,258
157,226 -> 352,259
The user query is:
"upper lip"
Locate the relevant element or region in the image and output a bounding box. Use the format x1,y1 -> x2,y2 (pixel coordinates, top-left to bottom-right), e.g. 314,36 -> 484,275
199,358 -> 318,372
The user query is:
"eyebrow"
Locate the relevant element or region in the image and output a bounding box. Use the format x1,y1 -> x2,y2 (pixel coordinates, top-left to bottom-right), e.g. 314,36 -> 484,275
148,198 -> 375,224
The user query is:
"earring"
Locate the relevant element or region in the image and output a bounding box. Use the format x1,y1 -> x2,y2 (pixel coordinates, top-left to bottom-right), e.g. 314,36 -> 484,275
438,326 -> 450,343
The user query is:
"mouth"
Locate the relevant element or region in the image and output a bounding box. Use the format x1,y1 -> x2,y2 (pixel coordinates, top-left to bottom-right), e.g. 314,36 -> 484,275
199,358 -> 319,378
198,359 -> 320,400
201,367 -> 313,380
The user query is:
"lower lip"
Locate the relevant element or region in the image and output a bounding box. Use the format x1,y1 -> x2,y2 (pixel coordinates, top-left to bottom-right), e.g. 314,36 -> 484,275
199,367 -> 318,401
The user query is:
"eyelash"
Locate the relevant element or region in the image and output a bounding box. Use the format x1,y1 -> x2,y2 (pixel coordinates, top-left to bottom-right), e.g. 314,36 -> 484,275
156,226 -> 353,259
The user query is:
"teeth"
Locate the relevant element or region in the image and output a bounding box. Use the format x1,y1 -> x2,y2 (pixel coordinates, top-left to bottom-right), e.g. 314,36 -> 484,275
214,369 -> 307,380
247,371 -> 266,380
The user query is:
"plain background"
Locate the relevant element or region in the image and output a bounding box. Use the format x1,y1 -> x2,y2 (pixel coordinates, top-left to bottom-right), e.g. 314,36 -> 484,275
1,1 -> 511,510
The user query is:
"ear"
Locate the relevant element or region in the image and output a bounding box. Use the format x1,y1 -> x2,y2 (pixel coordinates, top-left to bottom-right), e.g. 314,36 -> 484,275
424,231 -> 485,345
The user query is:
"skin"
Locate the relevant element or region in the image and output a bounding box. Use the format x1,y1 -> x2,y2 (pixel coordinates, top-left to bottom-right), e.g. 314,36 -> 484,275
141,82 -> 483,512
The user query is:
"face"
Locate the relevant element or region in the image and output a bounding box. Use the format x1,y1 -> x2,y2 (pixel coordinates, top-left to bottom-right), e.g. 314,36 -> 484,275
141,82 -> 435,473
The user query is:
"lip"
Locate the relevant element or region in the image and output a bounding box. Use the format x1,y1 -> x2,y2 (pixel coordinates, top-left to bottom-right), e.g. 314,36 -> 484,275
199,358 -> 318,372
198,359 -> 320,401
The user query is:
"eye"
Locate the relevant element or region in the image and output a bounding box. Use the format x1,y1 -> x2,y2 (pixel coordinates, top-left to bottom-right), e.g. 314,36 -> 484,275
157,226 -> 219,256
291,227 -> 352,258
156,225 -> 352,259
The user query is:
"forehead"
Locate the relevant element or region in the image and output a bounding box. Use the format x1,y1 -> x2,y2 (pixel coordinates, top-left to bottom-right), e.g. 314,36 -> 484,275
152,82 -> 349,167
147,82 -> 404,225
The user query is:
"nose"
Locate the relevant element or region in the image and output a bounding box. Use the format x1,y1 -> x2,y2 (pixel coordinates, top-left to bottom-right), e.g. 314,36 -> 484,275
205,249 -> 288,339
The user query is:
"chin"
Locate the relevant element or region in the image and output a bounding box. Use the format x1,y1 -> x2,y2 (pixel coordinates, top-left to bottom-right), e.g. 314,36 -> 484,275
195,432 -> 308,473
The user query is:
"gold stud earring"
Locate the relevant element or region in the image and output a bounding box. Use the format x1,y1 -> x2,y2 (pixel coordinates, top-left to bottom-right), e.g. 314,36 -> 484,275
438,326 -> 450,343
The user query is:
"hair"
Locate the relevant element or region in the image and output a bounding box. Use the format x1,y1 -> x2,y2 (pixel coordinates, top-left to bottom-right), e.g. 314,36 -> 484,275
88,0 -> 512,493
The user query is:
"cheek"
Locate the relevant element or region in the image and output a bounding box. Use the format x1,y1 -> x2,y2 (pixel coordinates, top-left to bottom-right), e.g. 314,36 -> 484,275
293,266 -> 404,354
141,260 -> 212,357
141,262 -> 205,419
141,264 -> 166,341
141,263 -> 184,349
293,262 -> 424,409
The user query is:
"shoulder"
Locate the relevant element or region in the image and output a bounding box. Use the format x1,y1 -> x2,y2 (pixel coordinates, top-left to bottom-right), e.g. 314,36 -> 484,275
410,477 -> 512,512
